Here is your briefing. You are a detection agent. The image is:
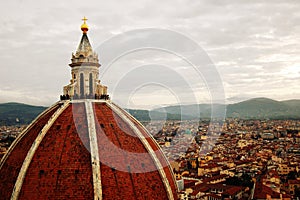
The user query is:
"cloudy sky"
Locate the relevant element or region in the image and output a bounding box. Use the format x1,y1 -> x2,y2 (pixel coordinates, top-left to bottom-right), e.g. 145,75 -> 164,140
1,0 -> 299,109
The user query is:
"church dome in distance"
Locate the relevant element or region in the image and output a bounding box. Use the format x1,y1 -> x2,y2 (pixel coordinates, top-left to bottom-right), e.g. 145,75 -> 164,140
0,18 -> 178,200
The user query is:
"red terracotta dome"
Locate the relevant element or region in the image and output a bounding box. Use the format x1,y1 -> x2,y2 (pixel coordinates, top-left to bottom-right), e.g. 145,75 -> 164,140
0,101 -> 178,199
0,19 -> 178,200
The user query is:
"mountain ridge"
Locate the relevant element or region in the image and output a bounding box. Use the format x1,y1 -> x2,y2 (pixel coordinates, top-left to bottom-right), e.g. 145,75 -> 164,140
0,97 -> 300,125
0,102 -> 47,125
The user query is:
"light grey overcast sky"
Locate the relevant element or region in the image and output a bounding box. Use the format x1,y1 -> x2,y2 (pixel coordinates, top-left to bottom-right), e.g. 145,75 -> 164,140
0,0 -> 299,109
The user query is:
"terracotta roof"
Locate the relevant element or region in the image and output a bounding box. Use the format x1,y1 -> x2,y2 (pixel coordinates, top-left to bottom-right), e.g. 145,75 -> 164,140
288,179 -> 300,184
183,179 -> 197,188
223,186 -> 244,195
0,103 -> 61,200
253,183 -> 281,199
0,101 -> 178,199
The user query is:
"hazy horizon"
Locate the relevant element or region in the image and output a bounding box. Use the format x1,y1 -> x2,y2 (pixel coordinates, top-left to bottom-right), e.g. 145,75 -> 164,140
1,0 -> 299,109
2,96 -> 300,110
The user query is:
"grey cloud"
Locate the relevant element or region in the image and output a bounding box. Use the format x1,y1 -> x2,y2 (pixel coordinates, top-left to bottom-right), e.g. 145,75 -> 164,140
0,0 -> 299,107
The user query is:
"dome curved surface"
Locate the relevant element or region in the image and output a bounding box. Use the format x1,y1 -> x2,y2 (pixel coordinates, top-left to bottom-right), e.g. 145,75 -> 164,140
0,100 -> 178,200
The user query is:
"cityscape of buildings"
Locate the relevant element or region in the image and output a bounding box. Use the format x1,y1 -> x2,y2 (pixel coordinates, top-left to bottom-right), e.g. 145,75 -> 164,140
1,2 -> 299,197
1,119 -> 300,199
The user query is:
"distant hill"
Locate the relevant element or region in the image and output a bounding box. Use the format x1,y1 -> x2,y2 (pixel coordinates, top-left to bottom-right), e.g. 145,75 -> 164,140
152,103 -> 226,119
0,98 -> 300,125
0,102 -> 46,125
147,98 -> 300,120
226,98 -> 300,119
282,99 -> 300,108
125,109 -> 188,121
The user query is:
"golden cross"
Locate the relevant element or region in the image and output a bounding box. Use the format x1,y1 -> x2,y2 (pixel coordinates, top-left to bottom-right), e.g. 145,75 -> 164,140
82,16 -> 88,24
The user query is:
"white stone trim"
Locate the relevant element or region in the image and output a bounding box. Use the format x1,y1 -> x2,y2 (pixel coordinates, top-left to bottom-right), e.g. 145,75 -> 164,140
107,102 -> 174,200
111,102 -> 179,192
71,99 -> 107,104
85,100 -> 102,200
10,101 -> 70,200
0,102 -> 61,170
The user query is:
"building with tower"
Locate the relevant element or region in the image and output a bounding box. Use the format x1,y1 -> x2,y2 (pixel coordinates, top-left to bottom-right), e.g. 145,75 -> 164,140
63,17 -> 108,100
0,18 -> 178,200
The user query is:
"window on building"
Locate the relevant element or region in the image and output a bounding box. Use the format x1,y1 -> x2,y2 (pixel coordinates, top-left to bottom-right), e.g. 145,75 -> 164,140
89,73 -> 93,95
80,73 -> 84,97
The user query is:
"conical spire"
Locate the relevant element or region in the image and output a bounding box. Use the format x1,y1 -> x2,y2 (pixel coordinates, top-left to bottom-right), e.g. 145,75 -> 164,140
64,17 -> 108,100
76,17 -> 93,57
70,17 -> 99,67
76,34 -> 93,56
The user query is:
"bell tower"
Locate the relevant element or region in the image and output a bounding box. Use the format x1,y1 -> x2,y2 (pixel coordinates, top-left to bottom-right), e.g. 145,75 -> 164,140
63,17 -> 108,100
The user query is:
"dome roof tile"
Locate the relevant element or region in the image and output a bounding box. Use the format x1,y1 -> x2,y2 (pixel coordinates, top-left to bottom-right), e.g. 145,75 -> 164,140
0,101 -> 178,199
